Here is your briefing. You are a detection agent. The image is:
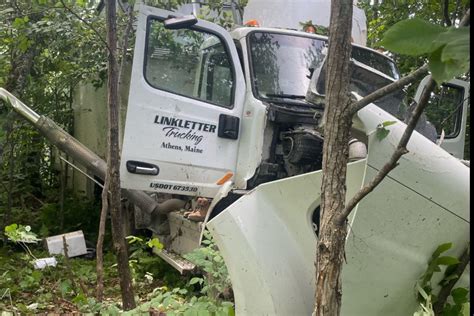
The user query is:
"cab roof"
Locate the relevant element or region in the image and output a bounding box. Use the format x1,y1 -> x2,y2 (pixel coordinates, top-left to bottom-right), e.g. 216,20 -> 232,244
229,26 -> 395,65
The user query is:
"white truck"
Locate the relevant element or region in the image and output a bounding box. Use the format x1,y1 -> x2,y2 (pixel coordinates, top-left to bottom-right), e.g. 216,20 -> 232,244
1,2 -> 469,315
119,4 -> 470,315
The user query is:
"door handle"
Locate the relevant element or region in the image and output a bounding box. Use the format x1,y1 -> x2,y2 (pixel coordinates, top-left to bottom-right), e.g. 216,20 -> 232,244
126,161 -> 159,175
218,114 -> 239,140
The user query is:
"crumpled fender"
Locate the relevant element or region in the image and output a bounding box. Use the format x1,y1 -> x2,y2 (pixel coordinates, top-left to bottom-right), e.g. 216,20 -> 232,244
207,160 -> 367,315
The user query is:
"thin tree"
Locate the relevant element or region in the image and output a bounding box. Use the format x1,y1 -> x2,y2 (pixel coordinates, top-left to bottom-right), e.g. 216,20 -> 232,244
97,2 -> 135,299
103,0 -> 136,310
313,2 -> 354,313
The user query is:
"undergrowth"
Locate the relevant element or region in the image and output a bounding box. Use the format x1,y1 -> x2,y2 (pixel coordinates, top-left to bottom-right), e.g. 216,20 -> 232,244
0,225 -> 234,315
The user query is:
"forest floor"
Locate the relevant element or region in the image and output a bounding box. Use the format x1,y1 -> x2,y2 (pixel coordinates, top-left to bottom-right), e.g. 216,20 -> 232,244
0,237 -> 234,315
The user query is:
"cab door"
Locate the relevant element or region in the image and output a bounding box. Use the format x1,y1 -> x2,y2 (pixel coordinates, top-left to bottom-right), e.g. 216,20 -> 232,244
120,6 -> 245,197
415,76 -> 470,159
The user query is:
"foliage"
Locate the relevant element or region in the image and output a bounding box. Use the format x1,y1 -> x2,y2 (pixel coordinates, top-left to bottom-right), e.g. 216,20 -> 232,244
145,0 -> 240,29
0,235 -> 195,314
414,242 -> 470,316
4,223 -> 40,260
358,0 -> 469,74
39,194 -> 102,240
4,223 -> 40,244
299,20 -> 329,36
0,0 -> 108,245
126,235 -> 166,286
123,230 -> 234,315
359,0 -> 470,159
184,230 -> 232,302
378,19 -> 469,83
123,286 -> 234,316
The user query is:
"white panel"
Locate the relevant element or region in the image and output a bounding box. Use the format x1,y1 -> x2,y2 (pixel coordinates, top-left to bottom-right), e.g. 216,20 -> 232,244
208,103 -> 469,315
207,160 -> 367,315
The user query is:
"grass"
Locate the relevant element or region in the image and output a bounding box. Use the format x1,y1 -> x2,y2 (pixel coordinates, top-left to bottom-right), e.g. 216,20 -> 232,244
0,244 -> 187,314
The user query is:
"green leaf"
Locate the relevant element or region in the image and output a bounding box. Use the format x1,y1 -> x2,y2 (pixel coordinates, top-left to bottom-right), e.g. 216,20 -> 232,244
376,126 -> 390,141
5,223 -> 18,233
147,238 -> 163,250
382,121 -> 397,127
426,27 -> 470,83
443,303 -> 462,316
431,243 -> 453,260
184,309 -> 199,316
461,302 -> 470,316
438,28 -> 470,63
189,277 -> 203,285
451,287 -> 469,305
436,256 -> 460,266
12,17 -> 26,28
60,280 -> 72,297
378,18 -> 445,55
428,47 -> 465,84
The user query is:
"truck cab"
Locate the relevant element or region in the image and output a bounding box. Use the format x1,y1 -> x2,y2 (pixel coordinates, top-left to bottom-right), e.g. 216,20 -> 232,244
119,5 -> 469,315
121,6 -> 404,195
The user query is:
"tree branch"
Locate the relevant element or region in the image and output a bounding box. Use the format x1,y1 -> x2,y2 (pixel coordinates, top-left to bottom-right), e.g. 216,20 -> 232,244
459,8 -> 470,26
443,0 -> 452,26
118,4 -> 135,147
433,245 -> 470,315
118,5 -> 134,84
338,77 -> 436,224
349,64 -> 429,116
58,0 -> 111,54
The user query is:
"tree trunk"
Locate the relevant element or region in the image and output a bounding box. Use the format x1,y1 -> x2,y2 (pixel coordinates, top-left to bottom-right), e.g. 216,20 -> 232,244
313,1 -> 353,315
59,155 -> 65,231
105,0 -> 136,310
95,179 -> 109,302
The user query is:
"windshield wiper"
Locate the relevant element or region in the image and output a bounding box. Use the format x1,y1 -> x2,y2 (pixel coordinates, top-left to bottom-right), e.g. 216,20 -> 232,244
265,93 -> 307,100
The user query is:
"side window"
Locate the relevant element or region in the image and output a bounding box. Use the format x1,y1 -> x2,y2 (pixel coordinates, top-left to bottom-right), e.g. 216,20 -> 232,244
145,18 -> 234,107
425,84 -> 465,138
198,45 -> 233,106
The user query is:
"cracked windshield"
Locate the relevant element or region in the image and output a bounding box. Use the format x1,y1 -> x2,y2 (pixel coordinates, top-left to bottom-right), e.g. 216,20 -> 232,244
249,32 -> 399,103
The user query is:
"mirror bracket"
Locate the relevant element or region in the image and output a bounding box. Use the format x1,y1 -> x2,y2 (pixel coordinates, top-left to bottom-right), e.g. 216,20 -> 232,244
164,14 -> 198,30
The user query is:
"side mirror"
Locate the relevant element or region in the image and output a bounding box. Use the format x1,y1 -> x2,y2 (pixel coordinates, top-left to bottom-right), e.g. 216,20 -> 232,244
164,15 -> 198,30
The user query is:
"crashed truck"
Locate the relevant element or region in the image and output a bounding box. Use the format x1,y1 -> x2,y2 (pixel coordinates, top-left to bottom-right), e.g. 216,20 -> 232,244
1,2 -> 470,315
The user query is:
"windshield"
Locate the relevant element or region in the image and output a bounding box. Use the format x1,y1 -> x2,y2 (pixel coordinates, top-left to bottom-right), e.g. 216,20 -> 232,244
248,32 -> 400,101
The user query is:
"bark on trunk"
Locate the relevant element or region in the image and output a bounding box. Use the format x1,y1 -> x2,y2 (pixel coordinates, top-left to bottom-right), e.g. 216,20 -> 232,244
313,1 -> 353,315
95,179 -> 109,302
105,0 -> 136,310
